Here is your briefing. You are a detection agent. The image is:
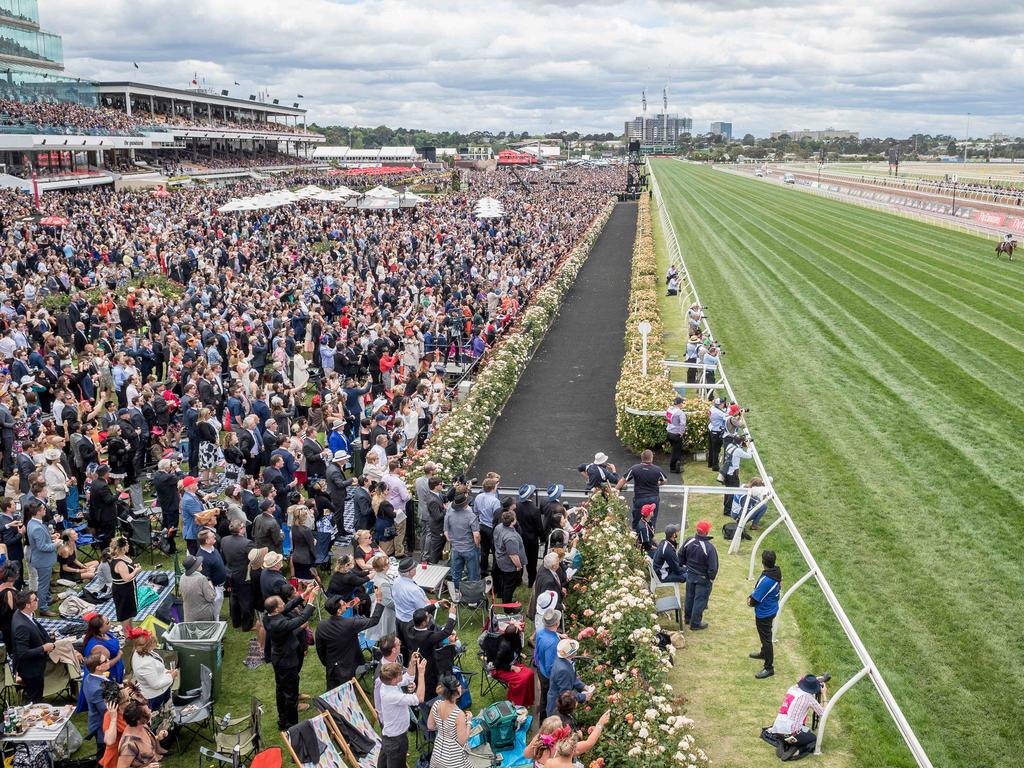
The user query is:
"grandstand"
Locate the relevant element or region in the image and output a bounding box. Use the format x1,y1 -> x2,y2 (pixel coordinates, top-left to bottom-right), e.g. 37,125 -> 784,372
0,0 -> 324,190
312,145 -> 421,167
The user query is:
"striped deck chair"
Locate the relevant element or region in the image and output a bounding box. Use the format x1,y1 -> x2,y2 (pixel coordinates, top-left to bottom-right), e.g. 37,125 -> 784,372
281,714 -> 346,768
316,679 -> 381,768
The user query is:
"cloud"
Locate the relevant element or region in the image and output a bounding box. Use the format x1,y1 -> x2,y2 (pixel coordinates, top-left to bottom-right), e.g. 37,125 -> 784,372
43,0 -> 1024,137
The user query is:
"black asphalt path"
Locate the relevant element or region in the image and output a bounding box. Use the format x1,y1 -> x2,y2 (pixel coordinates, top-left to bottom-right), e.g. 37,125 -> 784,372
470,202 -> 637,489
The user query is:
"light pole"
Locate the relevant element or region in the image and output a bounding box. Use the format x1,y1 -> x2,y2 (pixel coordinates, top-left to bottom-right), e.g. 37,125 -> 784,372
638,320 -> 652,375
951,173 -> 958,217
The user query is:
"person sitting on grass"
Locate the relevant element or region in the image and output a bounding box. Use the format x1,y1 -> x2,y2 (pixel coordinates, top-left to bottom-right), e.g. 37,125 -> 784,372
57,528 -> 98,581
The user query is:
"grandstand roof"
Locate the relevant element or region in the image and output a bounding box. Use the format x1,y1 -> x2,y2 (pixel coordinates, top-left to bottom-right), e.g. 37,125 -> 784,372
97,82 -> 306,116
312,146 -> 419,161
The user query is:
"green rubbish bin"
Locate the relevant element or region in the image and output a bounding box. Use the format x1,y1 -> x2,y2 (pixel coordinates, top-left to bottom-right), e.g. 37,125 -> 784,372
163,621 -> 227,699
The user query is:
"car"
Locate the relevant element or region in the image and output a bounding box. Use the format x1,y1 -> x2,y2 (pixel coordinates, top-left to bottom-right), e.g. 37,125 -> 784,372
782,173 -> 796,184
755,170 -> 765,178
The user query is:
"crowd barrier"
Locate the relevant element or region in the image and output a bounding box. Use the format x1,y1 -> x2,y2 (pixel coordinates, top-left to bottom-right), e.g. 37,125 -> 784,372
648,160 -> 935,766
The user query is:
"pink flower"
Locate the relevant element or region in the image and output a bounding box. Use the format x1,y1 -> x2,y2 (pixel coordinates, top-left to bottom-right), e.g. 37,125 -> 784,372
583,609 -> 594,617
577,627 -> 596,641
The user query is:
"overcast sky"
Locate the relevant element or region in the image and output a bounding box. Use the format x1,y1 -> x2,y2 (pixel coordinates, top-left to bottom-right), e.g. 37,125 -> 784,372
45,0 -> 1023,138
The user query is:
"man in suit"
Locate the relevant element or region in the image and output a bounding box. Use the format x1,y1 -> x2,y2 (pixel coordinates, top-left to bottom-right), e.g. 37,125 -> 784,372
0,400 -> 14,475
88,465 -> 119,549
301,426 -> 327,483
325,451 -> 353,528
314,589 -> 383,689
528,551 -> 564,621
26,501 -> 59,616
238,415 -> 265,479
221,519 -> 256,631
81,651 -> 112,753
12,591 -> 55,702
261,455 -> 291,521
407,606 -> 457,700
264,584 -> 318,730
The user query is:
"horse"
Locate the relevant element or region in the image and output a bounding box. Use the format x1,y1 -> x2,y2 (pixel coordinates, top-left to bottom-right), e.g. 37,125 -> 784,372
996,240 -> 1017,261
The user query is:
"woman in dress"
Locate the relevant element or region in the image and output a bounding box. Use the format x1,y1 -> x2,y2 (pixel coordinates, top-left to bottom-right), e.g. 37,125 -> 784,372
492,623 -> 536,707
195,407 -> 220,487
352,529 -> 378,574
84,614 -> 125,683
58,528 -> 98,581
363,555 -> 396,643
372,485 -> 397,556
43,447 -> 72,521
427,674 -> 472,768
327,554 -> 370,603
109,537 -> 141,632
0,563 -> 18,652
104,425 -> 131,486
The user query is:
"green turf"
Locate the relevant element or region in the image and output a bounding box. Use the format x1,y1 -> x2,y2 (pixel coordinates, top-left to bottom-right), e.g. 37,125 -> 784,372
651,159 -> 1024,768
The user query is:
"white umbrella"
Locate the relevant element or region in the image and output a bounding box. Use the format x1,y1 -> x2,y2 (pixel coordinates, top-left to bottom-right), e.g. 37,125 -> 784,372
364,185 -> 399,199
294,185 -> 326,198
400,191 -> 427,208
217,199 -> 247,212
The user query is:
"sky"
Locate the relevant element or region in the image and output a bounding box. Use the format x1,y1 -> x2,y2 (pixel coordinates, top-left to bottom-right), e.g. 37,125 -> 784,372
43,0 -> 1024,138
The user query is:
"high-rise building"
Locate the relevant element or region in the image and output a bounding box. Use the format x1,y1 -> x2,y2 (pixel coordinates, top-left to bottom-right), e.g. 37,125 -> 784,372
0,0 -> 96,104
624,113 -> 693,144
710,122 -> 732,140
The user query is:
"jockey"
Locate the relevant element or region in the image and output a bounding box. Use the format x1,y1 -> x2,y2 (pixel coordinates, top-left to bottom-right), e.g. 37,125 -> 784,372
1005,233 -> 1015,243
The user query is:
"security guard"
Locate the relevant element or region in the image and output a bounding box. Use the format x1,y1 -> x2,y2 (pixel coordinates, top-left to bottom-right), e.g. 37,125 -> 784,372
681,520 -> 718,630
615,449 -> 667,531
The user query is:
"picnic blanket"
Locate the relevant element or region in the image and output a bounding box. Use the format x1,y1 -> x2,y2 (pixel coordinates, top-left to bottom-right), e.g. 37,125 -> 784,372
39,570 -> 176,636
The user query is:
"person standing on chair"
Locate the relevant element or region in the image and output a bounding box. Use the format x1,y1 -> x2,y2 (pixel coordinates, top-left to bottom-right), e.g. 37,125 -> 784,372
749,549 -> 782,679
681,520 -> 718,630
377,657 -> 427,768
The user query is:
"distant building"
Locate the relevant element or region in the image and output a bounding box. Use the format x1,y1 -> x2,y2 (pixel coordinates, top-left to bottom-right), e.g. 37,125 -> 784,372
770,128 -> 859,141
710,122 -> 732,140
624,113 -> 692,144
458,146 -> 492,161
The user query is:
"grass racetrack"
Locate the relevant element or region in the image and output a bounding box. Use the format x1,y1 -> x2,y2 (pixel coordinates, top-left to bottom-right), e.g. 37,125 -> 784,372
651,159 -> 1024,768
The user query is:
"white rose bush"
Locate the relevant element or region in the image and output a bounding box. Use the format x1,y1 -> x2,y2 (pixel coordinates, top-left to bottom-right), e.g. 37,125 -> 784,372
565,490 -> 711,768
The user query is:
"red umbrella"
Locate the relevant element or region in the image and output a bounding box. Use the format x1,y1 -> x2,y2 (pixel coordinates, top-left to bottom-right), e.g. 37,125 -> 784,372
327,169 -> 345,175
39,216 -> 69,227
151,187 -> 171,198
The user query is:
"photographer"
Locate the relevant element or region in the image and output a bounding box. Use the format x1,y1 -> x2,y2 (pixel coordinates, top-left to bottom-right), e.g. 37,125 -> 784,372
721,434 -> 754,516
768,675 -> 826,760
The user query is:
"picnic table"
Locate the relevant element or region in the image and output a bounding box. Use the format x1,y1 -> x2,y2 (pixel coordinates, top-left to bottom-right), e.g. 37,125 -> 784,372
39,569 -> 176,636
387,560 -> 450,593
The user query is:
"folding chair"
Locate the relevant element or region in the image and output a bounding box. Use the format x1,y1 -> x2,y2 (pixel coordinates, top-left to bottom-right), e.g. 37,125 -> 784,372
475,627 -> 509,700
281,713 -> 350,768
646,560 -> 683,628
314,679 -> 381,768
123,514 -> 158,564
212,696 -> 263,764
0,646 -> 17,707
41,658 -> 73,702
172,663 -> 215,750
447,578 -> 487,632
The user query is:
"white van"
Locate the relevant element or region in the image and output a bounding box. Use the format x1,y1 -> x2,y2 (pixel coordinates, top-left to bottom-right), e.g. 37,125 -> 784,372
782,173 -> 796,184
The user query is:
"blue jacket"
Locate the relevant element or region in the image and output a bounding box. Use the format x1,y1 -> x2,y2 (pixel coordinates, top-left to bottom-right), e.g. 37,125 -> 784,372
547,656 -> 585,715
750,568 -> 782,619
82,671 -> 108,740
533,627 -> 559,679
181,491 -> 203,541
327,430 -> 349,456
27,519 -> 57,568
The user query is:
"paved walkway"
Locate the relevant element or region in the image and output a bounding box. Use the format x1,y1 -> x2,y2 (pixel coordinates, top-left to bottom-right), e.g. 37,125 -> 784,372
470,202 -> 637,488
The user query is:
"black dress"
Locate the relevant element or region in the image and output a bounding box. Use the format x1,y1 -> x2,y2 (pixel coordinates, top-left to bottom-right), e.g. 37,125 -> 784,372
111,556 -> 138,622
0,584 -> 16,651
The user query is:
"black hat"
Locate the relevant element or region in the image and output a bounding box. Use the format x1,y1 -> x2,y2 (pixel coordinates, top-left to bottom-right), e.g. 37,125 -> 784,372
398,557 -> 417,573
500,497 -> 515,510
797,675 -> 821,695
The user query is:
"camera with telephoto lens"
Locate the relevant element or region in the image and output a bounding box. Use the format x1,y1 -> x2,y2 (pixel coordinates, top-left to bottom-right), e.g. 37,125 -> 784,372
453,471 -> 478,487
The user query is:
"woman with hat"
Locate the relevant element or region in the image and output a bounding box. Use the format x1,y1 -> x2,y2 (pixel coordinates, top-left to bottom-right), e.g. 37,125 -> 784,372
247,546 -> 269,623
180,554 -> 217,622
129,627 -> 177,711
42,446 -> 72,522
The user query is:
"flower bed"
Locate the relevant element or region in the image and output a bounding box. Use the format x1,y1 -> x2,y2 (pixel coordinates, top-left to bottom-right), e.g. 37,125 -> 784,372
565,490 -> 710,767
407,200 -> 616,483
615,193 -> 709,454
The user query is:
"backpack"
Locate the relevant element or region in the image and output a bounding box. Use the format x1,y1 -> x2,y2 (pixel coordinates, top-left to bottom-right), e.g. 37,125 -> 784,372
723,522 -> 751,541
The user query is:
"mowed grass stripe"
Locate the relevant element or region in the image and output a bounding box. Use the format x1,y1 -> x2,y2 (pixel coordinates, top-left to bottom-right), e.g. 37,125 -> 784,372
653,161 -> 1024,768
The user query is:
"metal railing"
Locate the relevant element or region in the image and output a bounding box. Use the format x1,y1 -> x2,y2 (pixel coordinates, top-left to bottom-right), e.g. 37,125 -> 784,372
648,161 -> 934,766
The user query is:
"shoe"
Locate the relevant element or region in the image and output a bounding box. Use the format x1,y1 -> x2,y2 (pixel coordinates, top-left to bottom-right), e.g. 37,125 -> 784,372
298,693 -> 311,701
749,651 -> 764,659
297,702 -> 310,713
755,668 -> 775,679
690,622 -> 709,630
39,610 -> 59,618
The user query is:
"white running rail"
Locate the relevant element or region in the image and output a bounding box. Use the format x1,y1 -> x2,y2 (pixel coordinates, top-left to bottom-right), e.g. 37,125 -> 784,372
648,161 -> 934,766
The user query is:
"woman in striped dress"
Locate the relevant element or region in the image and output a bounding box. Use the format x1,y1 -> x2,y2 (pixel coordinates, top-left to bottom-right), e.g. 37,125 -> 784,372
427,674 -> 471,768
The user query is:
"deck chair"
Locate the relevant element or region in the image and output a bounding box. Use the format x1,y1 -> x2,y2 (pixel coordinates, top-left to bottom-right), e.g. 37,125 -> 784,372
647,559 -> 683,628
281,713 -> 349,768
172,663 -> 215,749
314,679 -> 381,768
